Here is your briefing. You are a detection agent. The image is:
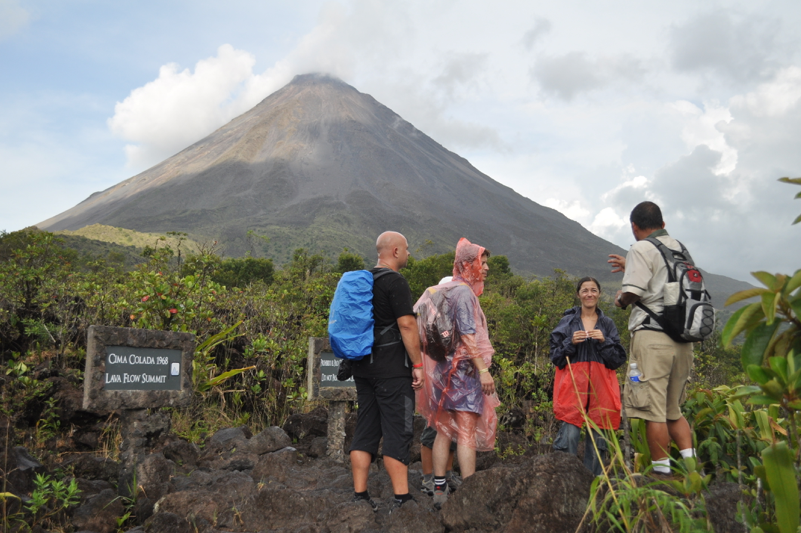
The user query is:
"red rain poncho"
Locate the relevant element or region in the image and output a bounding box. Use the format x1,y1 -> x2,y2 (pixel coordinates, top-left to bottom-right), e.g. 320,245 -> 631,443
415,238 -> 500,451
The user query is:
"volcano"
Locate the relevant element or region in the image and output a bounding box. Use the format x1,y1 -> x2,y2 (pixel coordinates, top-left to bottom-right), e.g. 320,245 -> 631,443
37,73 -> 750,295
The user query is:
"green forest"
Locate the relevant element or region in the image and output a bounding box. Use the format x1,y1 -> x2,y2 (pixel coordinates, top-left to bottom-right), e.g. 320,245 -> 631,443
1,179 -> 800,533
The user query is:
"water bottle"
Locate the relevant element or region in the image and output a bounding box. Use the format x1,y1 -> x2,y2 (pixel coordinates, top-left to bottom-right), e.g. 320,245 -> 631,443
628,363 -> 642,387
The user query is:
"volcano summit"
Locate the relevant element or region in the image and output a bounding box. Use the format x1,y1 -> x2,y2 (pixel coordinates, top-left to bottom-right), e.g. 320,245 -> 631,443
37,74 -> 744,292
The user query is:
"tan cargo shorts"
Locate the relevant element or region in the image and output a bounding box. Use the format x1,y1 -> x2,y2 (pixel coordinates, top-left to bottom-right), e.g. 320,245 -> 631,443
623,330 -> 693,423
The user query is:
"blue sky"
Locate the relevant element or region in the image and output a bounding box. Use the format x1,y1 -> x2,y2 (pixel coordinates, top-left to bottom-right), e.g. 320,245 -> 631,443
1,0 -> 800,282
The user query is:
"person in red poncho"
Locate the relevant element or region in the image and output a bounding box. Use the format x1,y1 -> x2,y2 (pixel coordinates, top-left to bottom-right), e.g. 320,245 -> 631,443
549,277 -> 627,476
415,238 -> 500,508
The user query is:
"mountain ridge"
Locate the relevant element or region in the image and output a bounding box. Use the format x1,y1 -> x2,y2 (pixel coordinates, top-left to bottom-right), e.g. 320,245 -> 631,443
37,73 -> 753,300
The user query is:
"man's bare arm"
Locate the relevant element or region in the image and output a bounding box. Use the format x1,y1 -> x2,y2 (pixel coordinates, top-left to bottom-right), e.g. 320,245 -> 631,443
397,314 -> 425,389
397,314 -> 422,365
614,290 -> 640,308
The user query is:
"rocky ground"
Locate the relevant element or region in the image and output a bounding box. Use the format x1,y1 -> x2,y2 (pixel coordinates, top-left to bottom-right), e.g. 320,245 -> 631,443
0,376 -> 744,533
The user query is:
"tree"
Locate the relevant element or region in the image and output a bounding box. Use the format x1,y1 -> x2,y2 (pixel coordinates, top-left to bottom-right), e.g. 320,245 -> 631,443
336,249 -> 365,273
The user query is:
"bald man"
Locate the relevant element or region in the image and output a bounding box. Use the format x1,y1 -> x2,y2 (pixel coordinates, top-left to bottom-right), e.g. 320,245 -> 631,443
349,231 -> 425,513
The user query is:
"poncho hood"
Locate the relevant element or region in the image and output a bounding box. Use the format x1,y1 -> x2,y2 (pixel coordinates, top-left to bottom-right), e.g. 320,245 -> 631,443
452,238 -> 488,297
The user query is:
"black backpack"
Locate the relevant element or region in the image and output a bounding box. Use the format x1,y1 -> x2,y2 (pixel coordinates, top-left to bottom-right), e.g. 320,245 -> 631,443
415,286 -> 460,362
636,237 -> 715,343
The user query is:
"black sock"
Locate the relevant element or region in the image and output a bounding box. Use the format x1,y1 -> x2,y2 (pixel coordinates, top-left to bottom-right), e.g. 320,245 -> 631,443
434,476 -> 447,491
394,493 -> 414,503
354,490 -> 370,500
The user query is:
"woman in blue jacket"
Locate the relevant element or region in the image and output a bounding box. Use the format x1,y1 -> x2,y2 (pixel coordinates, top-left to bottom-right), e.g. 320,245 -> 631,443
550,277 -> 627,476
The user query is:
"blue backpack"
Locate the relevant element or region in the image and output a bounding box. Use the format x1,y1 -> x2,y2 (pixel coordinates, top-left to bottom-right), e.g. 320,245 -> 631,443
328,269 -> 395,360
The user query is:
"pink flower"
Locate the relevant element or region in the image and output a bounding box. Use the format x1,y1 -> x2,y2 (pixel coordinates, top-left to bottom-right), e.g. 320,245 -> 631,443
142,295 -> 150,302
130,314 -> 136,320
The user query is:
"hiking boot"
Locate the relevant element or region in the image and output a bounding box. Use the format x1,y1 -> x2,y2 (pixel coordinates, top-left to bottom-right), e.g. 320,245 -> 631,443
351,494 -> 378,512
421,476 -> 435,496
446,472 -> 463,492
389,495 -> 416,514
432,485 -> 450,510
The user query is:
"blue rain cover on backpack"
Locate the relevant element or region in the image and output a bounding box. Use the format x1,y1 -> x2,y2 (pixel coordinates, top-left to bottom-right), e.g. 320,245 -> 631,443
328,270 -> 376,360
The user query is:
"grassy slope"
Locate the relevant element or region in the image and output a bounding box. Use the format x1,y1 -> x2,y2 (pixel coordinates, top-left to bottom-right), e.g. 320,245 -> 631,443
57,224 -> 201,253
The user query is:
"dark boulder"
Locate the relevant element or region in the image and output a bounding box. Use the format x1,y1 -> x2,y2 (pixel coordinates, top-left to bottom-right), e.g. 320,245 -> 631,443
251,446 -> 301,483
2,446 -> 45,495
161,439 -> 200,469
205,426 -> 251,450
74,478 -> 114,504
320,499 -> 383,533
71,488 -> 125,533
153,490 -> 226,529
283,406 -> 329,442
131,453 -> 175,522
706,482 -> 748,533
63,454 -> 120,484
143,512 -> 192,533
440,452 -> 593,532
242,425 -> 292,454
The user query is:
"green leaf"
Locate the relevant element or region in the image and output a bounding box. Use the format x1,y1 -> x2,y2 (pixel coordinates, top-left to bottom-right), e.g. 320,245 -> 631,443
727,402 -> 746,429
754,410 -> 774,440
747,365 -> 772,384
778,176 -> 801,185
748,395 -> 780,406
768,357 -> 788,383
789,296 -> 801,321
722,302 -> 765,347
762,442 -> 800,533
784,269 -> 801,295
742,322 -> 780,369
725,287 -> 768,307
762,379 -> 786,399
198,365 -> 256,392
732,385 -> 762,398
752,271 -> 779,291
694,407 -> 714,423
761,292 -> 778,325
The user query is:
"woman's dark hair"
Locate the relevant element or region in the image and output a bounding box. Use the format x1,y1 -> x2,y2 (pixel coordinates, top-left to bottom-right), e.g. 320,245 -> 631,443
576,277 -> 601,294
630,201 -> 663,230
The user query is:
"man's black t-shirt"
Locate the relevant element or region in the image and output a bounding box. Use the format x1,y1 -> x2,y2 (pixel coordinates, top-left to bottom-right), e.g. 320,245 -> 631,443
351,267 -> 415,379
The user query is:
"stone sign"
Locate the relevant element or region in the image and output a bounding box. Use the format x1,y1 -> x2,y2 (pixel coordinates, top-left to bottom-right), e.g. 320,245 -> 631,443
319,351 -> 355,389
103,346 -> 183,391
306,337 -> 356,401
307,337 -> 356,463
83,326 -> 194,411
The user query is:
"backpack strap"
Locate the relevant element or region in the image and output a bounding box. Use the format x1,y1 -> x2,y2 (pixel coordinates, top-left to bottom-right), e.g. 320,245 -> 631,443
635,237 -> 687,339
644,237 -> 695,282
372,268 -> 395,282
369,268 -> 403,363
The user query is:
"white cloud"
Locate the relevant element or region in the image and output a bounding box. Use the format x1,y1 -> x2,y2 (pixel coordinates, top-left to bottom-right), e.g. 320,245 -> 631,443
108,44 -> 284,170
543,198 -> 589,222
589,207 -> 629,239
0,0 -> 29,40
730,66 -> 801,117
670,99 -> 736,175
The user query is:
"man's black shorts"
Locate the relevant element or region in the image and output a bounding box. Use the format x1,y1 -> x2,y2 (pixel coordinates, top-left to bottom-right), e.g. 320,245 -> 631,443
349,376 -> 414,465
420,425 -> 457,452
